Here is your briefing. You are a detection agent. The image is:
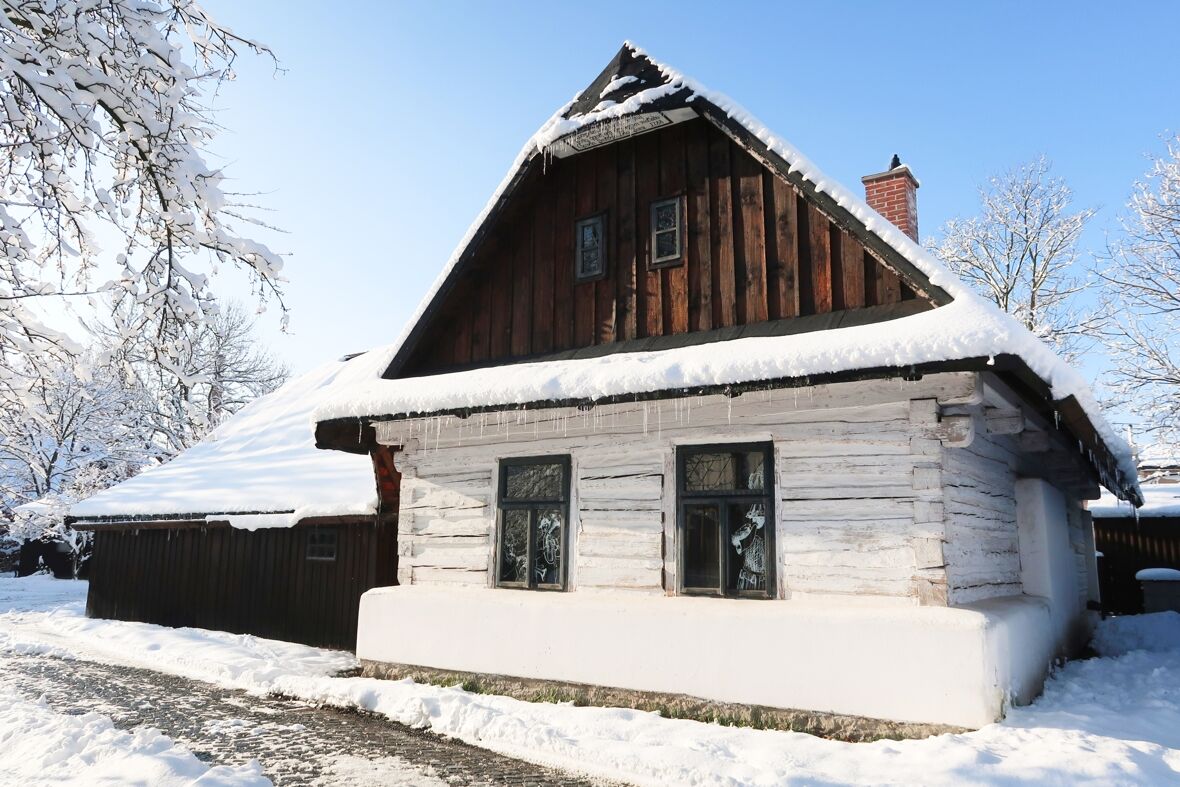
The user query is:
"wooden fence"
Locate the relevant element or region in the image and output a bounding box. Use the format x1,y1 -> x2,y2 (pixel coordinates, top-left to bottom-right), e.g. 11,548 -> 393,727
1094,515 -> 1180,615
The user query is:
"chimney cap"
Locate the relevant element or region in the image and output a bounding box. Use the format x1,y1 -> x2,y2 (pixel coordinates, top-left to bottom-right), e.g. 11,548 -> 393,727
861,157 -> 921,188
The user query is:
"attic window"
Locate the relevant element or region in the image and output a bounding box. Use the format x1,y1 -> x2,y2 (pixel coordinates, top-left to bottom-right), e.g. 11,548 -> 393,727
575,213 -> 607,282
306,528 -> 337,561
650,196 -> 685,268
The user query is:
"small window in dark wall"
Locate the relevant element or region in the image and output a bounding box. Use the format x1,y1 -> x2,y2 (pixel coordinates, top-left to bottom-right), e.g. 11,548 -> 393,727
676,443 -> 774,598
575,213 -> 607,282
306,528 -> 337,561
650,196 -> 685,268
496,456 -> 571,590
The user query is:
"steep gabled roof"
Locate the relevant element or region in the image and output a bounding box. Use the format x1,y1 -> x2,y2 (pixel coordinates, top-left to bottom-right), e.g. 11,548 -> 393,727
315,43 -> 1140,505
381,43 -> 953,381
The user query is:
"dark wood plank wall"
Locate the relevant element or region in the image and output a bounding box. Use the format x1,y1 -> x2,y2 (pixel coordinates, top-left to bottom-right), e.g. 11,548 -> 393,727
86,521 -> 398,650
1094,516 -> 1180,615
401,118 -> 917,376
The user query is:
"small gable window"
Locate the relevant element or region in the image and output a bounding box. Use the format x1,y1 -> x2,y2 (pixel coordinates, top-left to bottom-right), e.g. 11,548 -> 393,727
650,196 -> 685,268
496,456 -> 570,590
575,213 -> 607,282
306,527 -> 337,561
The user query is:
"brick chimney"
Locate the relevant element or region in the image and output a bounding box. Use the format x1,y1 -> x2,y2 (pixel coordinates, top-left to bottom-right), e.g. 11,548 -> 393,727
862,154 -> 920,241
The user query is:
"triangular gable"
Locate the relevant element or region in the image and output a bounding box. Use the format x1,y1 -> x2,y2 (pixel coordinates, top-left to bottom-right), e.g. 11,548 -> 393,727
383,43 -> 952,380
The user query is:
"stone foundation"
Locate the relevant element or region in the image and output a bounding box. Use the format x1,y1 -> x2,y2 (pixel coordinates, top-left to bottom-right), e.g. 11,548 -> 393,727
360,659 -> 966,742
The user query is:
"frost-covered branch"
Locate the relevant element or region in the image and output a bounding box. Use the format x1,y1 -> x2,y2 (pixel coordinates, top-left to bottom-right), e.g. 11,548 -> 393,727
0,0 -> 286,390
926,157 -> 1099,361
1101,135 -> 1180,439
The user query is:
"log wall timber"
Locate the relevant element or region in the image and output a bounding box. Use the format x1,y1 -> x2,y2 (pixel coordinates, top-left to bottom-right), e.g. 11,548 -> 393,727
941,425 -> 1023,603
87,520 -> 398,649
385,373 -> 995,603
398,118 -> 924,377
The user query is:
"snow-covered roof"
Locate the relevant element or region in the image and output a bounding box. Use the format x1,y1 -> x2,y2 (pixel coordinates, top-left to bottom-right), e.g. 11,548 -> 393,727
1091,485 -> 1180,519
312,42 -> 1139,504
70,350 -> 391,528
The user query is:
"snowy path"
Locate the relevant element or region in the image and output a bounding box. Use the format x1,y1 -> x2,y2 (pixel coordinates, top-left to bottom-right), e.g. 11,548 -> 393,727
0,650 -> 605,786
3,576 -> 1180,785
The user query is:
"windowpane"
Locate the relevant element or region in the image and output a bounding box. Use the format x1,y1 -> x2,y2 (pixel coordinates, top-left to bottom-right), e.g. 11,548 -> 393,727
580,222 -> 600,250
683,503 -> 721,590
575,215 -> 607,281
727,502 -> 768,592
504,462 -> 565,501
532,509 -> 563,586
579,248 -> 601,277
656,229 -> 678,260
306,528 -> 337,561
499,509 -> 530,584
655,202 -> 678,231
684,450 -> 765,492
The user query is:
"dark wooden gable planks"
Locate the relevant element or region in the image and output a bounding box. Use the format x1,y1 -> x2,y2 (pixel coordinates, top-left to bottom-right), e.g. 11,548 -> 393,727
708,124 -> 737,328
734,145 -> 768,324
574,151 -> 598,346
635,131 -> 662,338
552,158 -> 576,351
615,139 -> 639,341
395,118 -> 935,377
685,121 -> 713,332
660,122 -> 689,335
596,144 -> 619,344
766,173 -> 799,319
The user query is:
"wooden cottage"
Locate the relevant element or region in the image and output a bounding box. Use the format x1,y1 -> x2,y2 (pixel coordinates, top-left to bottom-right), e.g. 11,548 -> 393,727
313,44 -> 1142,729
69,352 -> 399,649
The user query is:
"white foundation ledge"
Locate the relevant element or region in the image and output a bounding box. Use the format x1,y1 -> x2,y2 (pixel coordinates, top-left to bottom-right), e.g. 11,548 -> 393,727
356,585 -> 1058,729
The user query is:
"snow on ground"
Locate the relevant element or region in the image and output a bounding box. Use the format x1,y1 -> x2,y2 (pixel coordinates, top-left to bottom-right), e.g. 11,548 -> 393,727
3,576 -> 1180,785
0,576 -> 356,688
0,580 -> 270,786
0,684 -> 269,786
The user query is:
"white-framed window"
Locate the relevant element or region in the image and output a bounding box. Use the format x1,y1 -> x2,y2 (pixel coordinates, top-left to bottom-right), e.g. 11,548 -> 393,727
650,195 -> 685,268
495,456 -> 571,590
575,213 -> 607,282
676,443 -> 774,597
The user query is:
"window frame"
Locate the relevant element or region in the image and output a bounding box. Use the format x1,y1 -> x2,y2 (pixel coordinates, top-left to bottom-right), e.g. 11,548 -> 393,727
675,442 -> 776,599
649,194 -> 686,269
494,455 -> 572,591
574,211 -> 608,283
306,527 -> 338,562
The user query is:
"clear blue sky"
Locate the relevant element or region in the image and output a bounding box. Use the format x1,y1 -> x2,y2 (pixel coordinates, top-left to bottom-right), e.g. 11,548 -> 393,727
200,0 -> 1179,380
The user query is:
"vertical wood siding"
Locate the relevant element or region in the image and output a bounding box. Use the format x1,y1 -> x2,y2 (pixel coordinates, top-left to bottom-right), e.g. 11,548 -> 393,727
86,521 -> 398,650
400,119 -> 921,376
1094,516 -> 1180,614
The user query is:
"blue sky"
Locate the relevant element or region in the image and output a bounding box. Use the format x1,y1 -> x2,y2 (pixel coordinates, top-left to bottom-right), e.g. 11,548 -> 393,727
201,1 -> 1178,383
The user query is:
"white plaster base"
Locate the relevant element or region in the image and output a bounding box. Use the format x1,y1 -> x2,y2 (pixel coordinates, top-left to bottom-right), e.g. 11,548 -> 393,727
357,586 -> 1059,729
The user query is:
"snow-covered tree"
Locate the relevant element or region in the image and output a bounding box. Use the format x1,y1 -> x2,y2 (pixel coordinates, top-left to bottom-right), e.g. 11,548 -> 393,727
1102,136 -> 1180,440
0,0 -> 285,389
113,300 -> 289,451
0,354 -> 153,510
927,157 -> 1099,360
0,353 -> 153,575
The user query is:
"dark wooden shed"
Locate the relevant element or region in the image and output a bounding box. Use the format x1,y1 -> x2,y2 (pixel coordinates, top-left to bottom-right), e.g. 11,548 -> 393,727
68,353 -> 402,650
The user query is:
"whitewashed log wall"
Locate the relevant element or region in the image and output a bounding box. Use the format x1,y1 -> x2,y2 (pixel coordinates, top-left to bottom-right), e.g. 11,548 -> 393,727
379,371 -> 1088,607
942,424 -> 1023,604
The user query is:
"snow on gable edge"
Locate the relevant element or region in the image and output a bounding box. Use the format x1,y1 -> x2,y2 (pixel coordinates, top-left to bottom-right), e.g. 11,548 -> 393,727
326,43 -> 1139,500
